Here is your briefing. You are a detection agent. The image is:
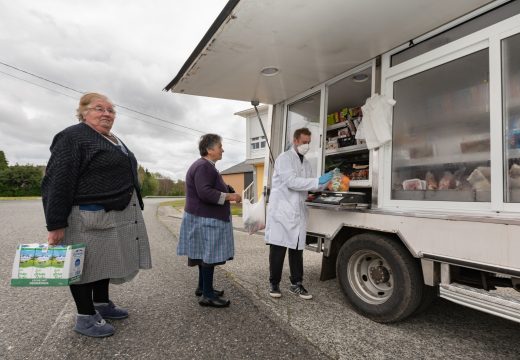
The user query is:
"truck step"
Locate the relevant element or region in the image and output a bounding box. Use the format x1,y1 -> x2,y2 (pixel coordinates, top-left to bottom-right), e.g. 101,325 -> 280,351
439,283 -> 520,323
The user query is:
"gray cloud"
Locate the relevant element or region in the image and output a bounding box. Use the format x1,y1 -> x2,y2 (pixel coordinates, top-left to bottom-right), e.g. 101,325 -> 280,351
0,0 -> 249,180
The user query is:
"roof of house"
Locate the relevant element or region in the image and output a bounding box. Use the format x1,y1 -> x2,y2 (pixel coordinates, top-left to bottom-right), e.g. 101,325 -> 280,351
220,160 -> 254,175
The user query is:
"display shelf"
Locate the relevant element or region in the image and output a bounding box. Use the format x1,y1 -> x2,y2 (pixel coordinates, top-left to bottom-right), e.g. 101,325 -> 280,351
392,189 -> 490,202
393,151 -> 489,168
326,121 -> 348,131
325,144 -> 368,156
326,117 -> 361,131
350,180 -> 371,188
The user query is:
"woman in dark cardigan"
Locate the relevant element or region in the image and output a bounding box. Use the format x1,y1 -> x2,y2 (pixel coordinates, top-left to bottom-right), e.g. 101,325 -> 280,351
177,134 -> 241,307
42,93 -> 152,337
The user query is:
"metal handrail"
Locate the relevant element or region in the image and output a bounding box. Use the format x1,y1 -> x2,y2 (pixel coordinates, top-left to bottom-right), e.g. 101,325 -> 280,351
243,181 -> 256,202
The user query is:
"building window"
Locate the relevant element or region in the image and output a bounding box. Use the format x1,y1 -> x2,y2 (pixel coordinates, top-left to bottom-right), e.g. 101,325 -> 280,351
251,136 -> 266,150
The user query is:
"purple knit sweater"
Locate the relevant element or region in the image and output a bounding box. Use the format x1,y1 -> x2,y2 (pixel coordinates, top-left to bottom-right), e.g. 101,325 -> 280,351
184,158 -> 231,222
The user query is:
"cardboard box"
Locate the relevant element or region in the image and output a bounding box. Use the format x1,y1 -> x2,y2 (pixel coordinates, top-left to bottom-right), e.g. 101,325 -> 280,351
11,243 -> 85,286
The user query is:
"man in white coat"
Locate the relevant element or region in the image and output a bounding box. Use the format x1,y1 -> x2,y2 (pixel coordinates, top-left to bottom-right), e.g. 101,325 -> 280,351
265,127 -> 332,299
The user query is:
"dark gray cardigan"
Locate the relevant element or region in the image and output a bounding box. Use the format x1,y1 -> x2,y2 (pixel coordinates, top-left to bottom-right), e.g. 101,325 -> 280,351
42,122 -> 143,231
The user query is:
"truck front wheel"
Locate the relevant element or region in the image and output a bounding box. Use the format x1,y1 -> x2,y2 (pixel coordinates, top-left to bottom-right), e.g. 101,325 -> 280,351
336,233 -> 423,323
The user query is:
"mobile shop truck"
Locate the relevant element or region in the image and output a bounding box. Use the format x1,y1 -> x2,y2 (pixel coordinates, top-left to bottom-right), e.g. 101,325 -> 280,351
165,0 -> 520,323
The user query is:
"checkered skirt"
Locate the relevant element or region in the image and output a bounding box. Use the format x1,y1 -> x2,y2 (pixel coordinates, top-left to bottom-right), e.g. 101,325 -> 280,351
62,192 -> 152,284
177,211 -> 234,265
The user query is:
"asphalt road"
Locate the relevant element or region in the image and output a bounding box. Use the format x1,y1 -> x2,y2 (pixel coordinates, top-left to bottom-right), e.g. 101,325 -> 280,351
160,206 -> 520,360
0,199 -> 326,360
2,199 -> 520,359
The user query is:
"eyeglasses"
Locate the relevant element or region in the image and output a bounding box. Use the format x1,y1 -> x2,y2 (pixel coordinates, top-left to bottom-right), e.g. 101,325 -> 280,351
88,106 -> 116,115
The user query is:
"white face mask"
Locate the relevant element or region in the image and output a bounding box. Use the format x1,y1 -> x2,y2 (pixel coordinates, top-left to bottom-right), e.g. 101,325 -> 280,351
296,143 -> 310,155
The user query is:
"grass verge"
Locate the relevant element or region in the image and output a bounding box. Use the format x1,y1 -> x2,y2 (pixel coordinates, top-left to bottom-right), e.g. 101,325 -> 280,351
0,197 -> 41,200
159,199 -> 242,216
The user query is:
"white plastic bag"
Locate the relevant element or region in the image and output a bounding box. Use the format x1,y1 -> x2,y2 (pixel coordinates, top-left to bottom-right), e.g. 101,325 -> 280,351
242,197 -> 265,235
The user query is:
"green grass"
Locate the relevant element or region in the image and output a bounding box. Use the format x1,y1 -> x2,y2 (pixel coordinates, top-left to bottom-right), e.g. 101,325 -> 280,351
160,199 -> 186,208
160,198 -> 242,216
231,203 -> 242,216
0,196 -> 41,200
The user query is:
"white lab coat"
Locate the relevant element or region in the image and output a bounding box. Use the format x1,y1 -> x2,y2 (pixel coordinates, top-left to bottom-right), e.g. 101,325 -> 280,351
265,147 -> 320,250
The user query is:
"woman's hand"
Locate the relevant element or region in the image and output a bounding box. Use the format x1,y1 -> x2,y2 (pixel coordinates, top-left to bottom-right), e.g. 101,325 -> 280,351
48,228 -> 65,245
226,193 -> 242,203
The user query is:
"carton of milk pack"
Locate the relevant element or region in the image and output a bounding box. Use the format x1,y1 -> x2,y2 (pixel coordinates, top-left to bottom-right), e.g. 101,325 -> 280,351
11,243 -> 85,286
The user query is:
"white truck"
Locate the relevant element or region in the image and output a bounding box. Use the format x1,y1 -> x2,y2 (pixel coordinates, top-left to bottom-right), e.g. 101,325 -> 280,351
165,0 -> 520,323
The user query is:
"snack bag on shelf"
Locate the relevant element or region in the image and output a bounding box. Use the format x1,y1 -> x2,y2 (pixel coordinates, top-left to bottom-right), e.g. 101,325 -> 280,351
350,106 -> 362,118
339,108 -> 349,122
346,118 -> 357,135
327,114 -> 335,125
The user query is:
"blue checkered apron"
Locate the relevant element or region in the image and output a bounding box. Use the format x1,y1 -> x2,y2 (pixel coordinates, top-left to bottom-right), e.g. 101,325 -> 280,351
177,211 -> 234,265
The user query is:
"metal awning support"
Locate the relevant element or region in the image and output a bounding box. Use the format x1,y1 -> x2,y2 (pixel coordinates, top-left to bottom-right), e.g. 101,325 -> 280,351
252,101 -> 274,165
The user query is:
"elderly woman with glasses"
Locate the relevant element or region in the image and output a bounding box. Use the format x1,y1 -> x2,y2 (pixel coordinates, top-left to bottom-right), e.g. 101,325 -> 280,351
41,92 -> 152,338
177,134 -> 241,308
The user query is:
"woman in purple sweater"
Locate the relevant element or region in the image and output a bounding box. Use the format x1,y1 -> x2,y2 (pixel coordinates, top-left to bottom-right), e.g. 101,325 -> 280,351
177,134 -> 242,307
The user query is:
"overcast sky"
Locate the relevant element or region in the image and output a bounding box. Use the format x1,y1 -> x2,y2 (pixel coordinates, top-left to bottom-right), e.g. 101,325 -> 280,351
0,1 -> 250,179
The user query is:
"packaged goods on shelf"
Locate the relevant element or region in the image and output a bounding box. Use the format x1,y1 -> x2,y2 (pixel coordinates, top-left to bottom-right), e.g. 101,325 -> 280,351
338,128 -> 351,137
460,138 -> 490,153
349,106 -> 362,118
338,136 -> 356,148
409,144 -> 434,159
403,178 -> 427,190
339,108 -> 349,122
467,167 -> 491,191
425,171 -> 438,190
438,171 -> 456,190
346,119 -> 357,135
509,164 -> 520,188
327,137 -> 339,150
350,171 -> 368,180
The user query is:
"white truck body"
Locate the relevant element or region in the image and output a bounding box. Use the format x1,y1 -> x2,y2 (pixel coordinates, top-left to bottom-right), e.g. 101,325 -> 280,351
165,0 -> 520,322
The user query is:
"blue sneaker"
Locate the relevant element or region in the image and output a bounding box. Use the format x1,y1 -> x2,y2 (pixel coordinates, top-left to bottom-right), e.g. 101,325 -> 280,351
94,300 -> 129,319
74,311 -> 114,338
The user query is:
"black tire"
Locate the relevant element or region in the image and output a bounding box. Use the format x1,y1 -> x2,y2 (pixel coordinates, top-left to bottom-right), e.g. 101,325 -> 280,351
336,233 -> 423,323
413,284 -> 438,316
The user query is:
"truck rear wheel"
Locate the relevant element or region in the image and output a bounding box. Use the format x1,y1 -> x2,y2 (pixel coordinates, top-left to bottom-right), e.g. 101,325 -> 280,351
336,233 -> 423,323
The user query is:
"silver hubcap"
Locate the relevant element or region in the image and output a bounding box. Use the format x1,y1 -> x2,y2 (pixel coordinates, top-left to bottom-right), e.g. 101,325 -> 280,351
347,250 -> 394,304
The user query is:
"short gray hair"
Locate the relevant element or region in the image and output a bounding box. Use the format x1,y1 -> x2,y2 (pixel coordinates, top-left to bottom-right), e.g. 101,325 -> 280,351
199,134 -> 222,156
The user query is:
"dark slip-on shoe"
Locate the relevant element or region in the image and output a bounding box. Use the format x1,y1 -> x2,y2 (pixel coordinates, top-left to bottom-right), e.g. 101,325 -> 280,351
195,288 -> 224,297
198,296 -> 230,308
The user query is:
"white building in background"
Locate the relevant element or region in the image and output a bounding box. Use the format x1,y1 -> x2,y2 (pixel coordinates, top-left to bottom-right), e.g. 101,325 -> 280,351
234,105 -> 270,201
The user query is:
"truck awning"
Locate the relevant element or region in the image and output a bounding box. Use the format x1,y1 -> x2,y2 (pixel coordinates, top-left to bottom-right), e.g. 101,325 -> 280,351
164,0 -> 494,104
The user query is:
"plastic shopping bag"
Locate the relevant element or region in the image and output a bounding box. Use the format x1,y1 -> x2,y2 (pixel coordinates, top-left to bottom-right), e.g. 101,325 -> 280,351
242,197 -> 265,235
